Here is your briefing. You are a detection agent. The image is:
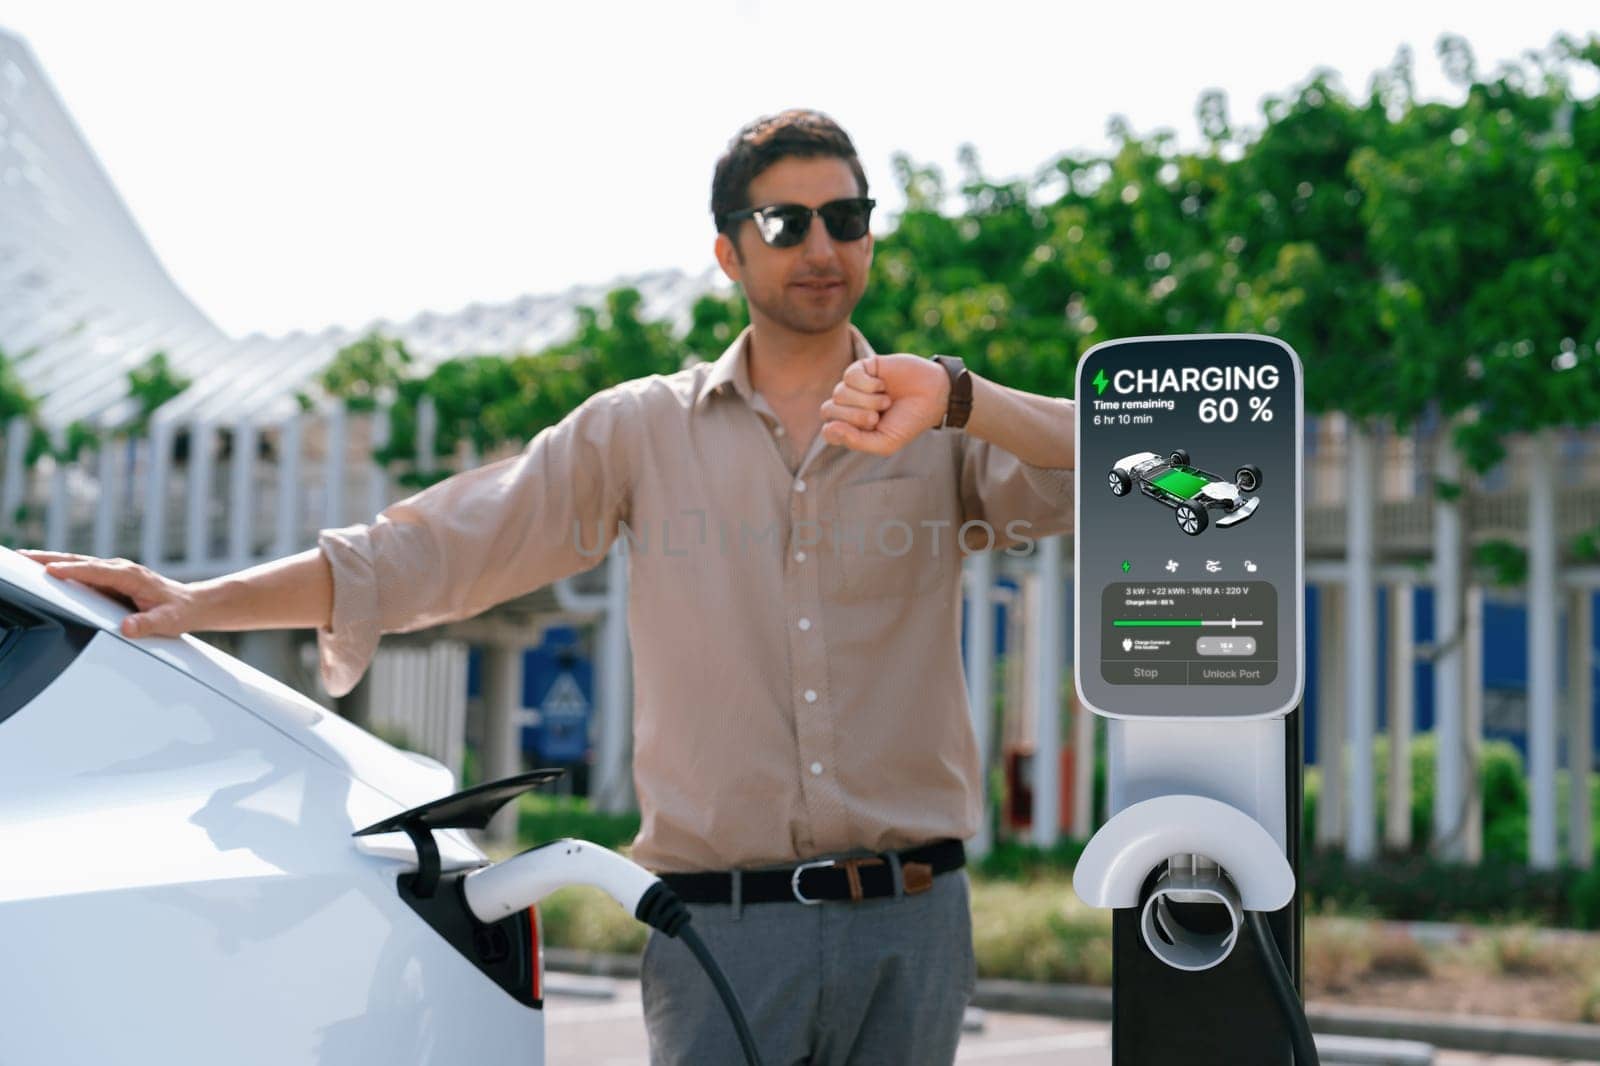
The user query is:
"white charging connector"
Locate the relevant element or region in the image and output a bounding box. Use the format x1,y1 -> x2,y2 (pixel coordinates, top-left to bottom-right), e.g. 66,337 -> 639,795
457,837 -> 765,1066
462,838 -> 659,923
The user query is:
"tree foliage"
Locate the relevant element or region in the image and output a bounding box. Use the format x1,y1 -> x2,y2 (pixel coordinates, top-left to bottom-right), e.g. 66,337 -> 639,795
125,351 -> 191,436
313,333 -> 413,413
2,348 -> 190,465
342,289 -> 693,486
0,345 -> 37,425
847,33 -> 1600,465
9,35 -> 1600,496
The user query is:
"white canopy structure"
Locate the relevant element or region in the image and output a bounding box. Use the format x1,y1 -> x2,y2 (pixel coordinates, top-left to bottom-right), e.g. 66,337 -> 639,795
0,26 -> 719,571
0,27 -> 719,429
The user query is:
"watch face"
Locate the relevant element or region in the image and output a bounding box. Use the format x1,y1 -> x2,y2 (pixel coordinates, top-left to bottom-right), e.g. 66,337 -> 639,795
1073,334 -> 1305,721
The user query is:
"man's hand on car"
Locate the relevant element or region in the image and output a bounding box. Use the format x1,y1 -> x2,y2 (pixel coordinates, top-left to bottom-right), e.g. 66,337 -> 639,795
17,551 -> 200,638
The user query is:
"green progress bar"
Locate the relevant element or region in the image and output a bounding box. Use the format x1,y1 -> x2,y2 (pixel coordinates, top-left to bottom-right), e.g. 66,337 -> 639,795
1113,619 -> 1203,627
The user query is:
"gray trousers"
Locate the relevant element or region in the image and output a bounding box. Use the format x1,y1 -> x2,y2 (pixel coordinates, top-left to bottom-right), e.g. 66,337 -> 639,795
640,866 -> 975,1066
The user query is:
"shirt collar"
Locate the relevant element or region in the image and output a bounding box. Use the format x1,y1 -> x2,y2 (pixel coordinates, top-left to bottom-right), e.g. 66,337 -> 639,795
696,325 -> 876,409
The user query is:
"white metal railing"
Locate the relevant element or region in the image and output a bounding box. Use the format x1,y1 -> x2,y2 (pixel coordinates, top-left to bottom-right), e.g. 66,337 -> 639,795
365,639 -> 470,775
0,396 -> 469,579
12,404 -> 1600,573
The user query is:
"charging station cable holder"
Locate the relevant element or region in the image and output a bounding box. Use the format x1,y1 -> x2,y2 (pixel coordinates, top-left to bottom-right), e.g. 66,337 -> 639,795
1075,789 -> 1294,972
1074,793 -> 1294,912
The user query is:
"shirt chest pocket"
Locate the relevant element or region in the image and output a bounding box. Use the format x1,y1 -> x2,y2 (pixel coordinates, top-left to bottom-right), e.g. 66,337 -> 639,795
832,475 -> 944,602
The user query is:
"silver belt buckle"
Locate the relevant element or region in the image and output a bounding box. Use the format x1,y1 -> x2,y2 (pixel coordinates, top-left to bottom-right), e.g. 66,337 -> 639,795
790,858 -> 837,904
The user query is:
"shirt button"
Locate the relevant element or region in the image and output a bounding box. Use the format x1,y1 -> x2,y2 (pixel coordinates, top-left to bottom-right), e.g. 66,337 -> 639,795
794,551 -> 807,563
798,617 -> 811,631
794,479 -> 807,493
804,689 -> 818,703
810,762 -> 824,776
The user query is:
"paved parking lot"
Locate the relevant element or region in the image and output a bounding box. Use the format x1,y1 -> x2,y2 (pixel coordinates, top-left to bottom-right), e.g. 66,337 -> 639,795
543,978 -> 1109,1065
543,977 -> 1587,1065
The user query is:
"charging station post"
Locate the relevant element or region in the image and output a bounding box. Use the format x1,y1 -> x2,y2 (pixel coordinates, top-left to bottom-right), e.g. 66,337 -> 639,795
1071,335 -> 1312,1065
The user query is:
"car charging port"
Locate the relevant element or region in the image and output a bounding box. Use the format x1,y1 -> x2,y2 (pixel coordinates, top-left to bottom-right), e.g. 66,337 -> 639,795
354,770 -> 568,1009
355,773 -> 765,1064
472,921 -> 512,964
395,868 -> 541,1007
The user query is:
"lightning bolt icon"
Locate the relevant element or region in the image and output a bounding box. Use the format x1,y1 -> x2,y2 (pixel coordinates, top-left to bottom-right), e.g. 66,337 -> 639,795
1093,369 -> 1109,395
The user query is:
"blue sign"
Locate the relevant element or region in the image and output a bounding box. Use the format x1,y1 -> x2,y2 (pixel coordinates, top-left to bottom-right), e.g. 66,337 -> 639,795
518,627 -> 593,763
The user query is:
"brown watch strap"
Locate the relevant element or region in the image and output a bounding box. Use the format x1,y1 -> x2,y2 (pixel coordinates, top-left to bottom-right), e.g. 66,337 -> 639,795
933,355 -> 972,430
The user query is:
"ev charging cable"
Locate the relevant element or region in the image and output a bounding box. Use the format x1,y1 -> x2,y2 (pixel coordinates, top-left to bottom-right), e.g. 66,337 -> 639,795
1245,911 -> 1321,1066
463,838 -> 765,1066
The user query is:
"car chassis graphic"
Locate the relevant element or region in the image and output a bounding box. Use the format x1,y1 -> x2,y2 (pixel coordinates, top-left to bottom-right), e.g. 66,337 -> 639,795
1108,449 -> 1262,535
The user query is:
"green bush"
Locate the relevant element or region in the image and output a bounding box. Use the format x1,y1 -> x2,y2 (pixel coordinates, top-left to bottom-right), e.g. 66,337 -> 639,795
1480,743 -> 1531,863
453,745 -> 638,850
538,886 -> 649,955
1301,851 -> 1577,925
516,793 -> 640,852
1570,866 -> 1600,929
975,838 -> 1088,880
1305,734 -> 1539,863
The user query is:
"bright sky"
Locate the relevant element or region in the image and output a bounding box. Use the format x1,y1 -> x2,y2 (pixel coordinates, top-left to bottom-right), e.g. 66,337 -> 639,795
5,2 -> 1596,338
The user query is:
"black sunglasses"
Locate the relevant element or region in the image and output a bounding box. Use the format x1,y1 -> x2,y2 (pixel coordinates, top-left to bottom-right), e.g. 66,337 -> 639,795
723,197 -> 876,248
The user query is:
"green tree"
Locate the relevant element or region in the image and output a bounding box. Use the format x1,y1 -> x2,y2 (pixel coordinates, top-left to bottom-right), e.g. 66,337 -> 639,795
125,351 -> 191,435
357,288 -> 689,487
288,34 -> 1600,501
315,333 -> 414,413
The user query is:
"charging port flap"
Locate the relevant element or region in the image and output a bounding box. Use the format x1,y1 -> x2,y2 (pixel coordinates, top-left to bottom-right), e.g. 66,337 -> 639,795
353,769 -> 565,898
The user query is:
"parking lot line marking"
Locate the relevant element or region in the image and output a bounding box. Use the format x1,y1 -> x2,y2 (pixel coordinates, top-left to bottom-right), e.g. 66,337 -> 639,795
956,1030 -> 1111,1060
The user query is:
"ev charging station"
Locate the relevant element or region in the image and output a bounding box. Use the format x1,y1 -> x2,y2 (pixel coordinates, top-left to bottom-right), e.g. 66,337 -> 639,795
1071,335 -> 1315,1065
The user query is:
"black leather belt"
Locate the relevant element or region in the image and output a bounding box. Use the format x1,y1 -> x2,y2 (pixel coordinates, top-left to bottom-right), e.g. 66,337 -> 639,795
660,839 -> 965,905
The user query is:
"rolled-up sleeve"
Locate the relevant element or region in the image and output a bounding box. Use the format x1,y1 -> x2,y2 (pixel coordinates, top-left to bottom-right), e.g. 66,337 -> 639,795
315,385 -> 638,696
958,434 -> 1075,552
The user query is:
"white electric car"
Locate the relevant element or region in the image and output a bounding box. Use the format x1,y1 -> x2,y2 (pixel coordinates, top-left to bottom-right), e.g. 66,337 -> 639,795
0,548 -> 550,1065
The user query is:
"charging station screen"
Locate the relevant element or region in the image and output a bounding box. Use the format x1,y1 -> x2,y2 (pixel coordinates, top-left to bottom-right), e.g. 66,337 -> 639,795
1074,336 -> 1303,719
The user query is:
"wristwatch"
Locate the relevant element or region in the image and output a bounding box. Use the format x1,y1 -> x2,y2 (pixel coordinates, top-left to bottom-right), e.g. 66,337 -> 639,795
932,355 -> 972,431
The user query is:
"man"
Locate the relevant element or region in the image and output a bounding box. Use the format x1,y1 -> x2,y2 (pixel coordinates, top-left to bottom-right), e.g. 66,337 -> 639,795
23,109 -> 1076,1064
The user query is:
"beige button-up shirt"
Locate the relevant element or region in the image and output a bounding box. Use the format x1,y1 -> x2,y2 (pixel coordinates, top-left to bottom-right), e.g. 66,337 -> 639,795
318,326 -> 1074,872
